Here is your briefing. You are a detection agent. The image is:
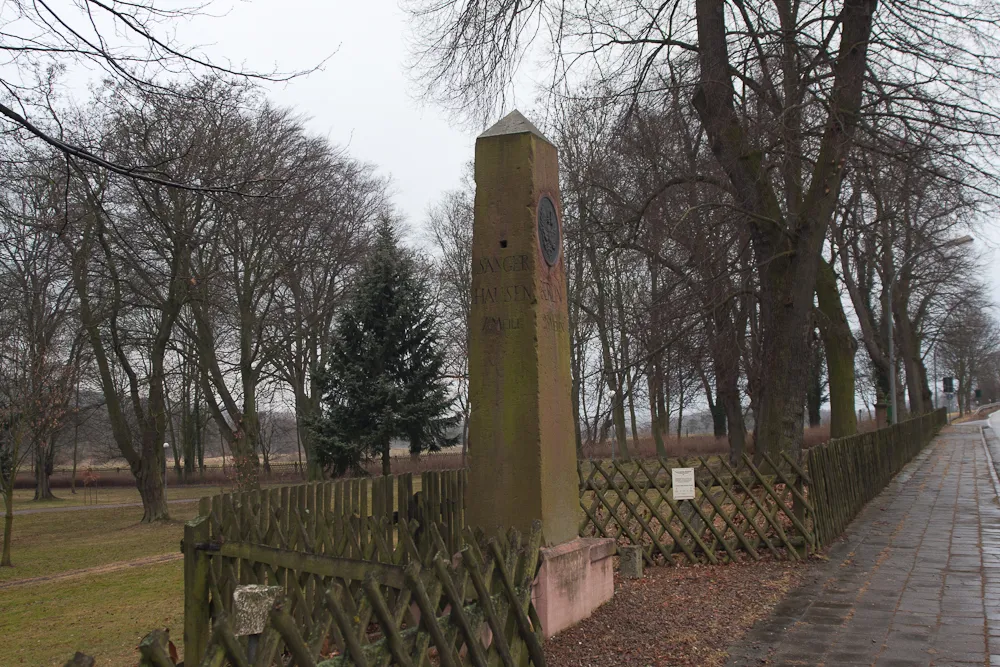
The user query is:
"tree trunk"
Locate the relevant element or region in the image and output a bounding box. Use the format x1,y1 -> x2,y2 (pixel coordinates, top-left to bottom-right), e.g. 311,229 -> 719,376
586,244 -> 629,458
648,371 -> 666,457
33,440 -> 55,501
693,0 -> 876,462
708,301 -> 744,460
461,410 -> 470,467
918,361 -> 933,414
753,255 -> 814,462
658,355 -> 670,451
135,458 -> 169,523
71,382 -> 80,494
197,414 -> 205,475
676,366 -> 684,439
181,356 -> 196,481
2,486 -> 13,567
570,232 -> 586,455
712,393 -> 727,438
191,300 -> 261,488
806,337 -> 824,428
700,368 -> 727,439
614,266 -> 640,447
628,380 -> 640,448
301,423 -> 323,480
647,263 -> 666,457
890,277 -> 924,419
292,387 -> 324,480
381,437 -> 391,477
70,208 -> 178,523
71,434 -> 78,495
815,258 -> 858,438
722,379 -> 746,463
295,426 -> 304,475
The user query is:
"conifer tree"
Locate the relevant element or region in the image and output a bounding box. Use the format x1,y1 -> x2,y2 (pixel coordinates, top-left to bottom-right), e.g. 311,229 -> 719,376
312,218 -> 457,476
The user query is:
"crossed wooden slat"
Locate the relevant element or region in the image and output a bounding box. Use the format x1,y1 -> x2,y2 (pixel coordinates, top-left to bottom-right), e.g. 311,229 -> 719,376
578,455 -> 816,563
143,521 -> 545,667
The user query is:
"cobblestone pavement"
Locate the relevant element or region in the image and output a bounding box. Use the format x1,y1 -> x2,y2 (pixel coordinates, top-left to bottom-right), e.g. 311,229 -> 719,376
726,424 -> 1000,666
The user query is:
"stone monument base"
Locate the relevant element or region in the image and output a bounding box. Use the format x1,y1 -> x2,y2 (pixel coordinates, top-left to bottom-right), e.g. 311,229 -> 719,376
531,537 -> 616,638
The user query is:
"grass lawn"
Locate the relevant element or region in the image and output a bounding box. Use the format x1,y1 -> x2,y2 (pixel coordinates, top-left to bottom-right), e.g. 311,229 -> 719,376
0,560 -> 184,666
0,504 -> 197,583
1,475 -> 429,665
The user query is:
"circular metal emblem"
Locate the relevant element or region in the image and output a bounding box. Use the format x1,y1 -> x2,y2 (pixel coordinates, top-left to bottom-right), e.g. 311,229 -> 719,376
537,195 -> 560,267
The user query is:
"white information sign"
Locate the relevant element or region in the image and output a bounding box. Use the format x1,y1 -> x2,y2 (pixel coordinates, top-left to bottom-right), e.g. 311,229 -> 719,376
671,468 -> 696,501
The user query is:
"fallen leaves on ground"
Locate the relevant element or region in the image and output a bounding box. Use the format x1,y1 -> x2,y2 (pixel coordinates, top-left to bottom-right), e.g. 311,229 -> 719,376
544,559 -> 810,667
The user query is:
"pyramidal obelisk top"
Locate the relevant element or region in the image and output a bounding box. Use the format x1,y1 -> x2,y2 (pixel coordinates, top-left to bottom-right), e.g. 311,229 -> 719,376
478,109 -> 552,143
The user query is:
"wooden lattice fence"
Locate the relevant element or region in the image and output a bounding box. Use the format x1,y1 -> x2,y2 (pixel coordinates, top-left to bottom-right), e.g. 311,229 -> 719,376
578,453 -> 816,565
70,412 -> 950,665
157,519 -> 543,666
577,410 -> 947,565
182,470 -> 469,665
808,408 -> 946,545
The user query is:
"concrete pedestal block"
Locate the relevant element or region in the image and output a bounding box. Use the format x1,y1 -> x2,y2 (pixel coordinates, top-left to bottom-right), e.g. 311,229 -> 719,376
531,537 -> 616,638
620,545 -> 643,579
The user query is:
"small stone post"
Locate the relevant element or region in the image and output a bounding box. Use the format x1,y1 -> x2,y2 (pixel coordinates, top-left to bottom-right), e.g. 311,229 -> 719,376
620,545 -> 644,579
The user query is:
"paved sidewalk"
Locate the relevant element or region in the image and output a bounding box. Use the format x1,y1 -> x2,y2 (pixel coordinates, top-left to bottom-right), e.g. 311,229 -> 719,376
726,424 -> 1000,666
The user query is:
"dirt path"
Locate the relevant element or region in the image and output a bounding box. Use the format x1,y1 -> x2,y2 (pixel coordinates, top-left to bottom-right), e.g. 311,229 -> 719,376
12,497 -> 199,516
0,552 -> 183,591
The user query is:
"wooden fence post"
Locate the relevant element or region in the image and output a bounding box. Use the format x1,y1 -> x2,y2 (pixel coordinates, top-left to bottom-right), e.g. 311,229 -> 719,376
183,513 -> 211,666
792,471 -> 806,557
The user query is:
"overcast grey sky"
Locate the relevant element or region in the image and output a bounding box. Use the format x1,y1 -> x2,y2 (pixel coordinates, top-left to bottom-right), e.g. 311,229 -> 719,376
175,1 -> 1000,306
181,0 -> 479,231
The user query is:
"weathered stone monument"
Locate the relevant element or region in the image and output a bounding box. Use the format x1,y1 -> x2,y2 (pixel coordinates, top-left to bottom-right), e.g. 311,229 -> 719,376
467,110 -> 615,636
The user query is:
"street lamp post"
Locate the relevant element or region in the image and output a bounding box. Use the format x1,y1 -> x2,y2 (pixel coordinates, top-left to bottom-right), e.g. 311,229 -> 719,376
933,343 -> 938,410
163,442 -> 170,494
886,235 -> 973,424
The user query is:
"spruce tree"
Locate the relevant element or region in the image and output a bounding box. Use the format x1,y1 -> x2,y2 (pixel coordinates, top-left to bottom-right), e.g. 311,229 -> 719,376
312,219 -> 458,476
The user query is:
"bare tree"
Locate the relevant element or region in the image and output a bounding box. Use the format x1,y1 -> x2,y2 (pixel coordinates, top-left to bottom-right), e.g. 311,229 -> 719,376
186,99 -> 338,487
425,170 -> 475,461
1,0 -> 317,187
0,149 -> 80,562
57,79 -> 257,519
939,295 -> 1000,414
269,158 -> 387,480
405,0 -> 1000,460
836,134 -> 981,422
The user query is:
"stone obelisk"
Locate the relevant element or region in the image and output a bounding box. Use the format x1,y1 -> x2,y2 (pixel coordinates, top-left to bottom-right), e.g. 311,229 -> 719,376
466,110 -> 579,546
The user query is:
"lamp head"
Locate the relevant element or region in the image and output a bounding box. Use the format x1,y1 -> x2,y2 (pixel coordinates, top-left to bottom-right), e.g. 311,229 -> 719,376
942,235 -> 974,248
